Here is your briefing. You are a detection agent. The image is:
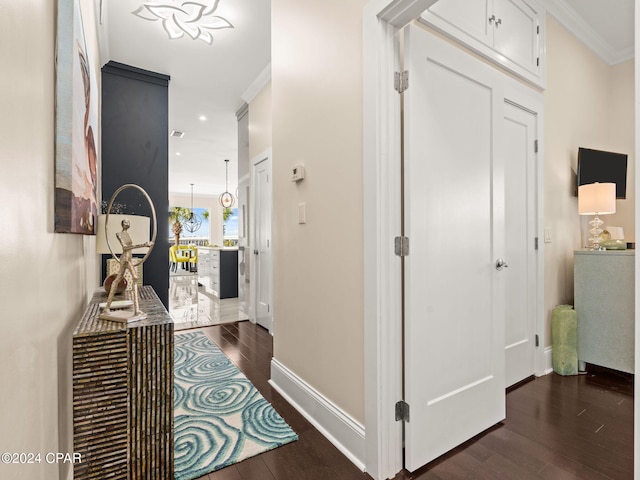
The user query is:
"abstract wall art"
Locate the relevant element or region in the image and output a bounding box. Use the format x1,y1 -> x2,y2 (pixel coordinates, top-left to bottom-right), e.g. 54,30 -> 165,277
55,0 -> 99,234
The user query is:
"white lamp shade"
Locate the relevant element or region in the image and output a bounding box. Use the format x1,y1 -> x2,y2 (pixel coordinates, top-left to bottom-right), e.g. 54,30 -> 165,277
96,214 -> 151,255
578,182 -> 616,215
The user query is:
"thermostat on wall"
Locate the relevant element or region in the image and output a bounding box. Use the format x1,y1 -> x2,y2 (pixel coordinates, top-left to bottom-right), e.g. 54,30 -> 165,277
292,164 -> 305,182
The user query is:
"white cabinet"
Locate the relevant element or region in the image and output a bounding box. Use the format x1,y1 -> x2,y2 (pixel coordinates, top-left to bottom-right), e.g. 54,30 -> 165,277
199,248 -> 220,296
420,0 -> 545,88
198,247 -> 239,299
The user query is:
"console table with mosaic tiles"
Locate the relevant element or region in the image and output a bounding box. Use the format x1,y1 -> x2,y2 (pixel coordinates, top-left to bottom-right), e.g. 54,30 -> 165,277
72,286 -> 174,479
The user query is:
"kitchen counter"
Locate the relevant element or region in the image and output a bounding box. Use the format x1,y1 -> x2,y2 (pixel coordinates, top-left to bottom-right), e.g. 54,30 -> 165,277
197,247 -> 239,298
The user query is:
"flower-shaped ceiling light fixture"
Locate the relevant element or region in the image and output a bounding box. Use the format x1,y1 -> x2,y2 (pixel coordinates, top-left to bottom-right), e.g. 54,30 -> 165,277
132,0 -> 234,45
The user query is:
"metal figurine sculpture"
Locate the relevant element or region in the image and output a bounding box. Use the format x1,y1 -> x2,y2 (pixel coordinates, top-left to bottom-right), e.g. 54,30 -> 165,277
102,219 -> 154,318
100,184 -> 157,323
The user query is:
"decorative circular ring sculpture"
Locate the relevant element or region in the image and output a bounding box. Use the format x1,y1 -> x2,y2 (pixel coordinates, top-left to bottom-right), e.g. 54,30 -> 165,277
100,184 -> 157,323
104,184 -> 157,267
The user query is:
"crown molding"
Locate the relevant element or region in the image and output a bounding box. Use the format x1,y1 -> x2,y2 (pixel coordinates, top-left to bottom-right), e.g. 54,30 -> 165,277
540,0 -> 633,66
95,0 -> 111,66
240,62 -> 271,104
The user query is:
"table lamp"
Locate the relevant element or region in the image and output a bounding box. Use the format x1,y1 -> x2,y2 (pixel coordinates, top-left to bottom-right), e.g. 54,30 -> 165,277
578,182 -> 616,249
96,214 -> 151,255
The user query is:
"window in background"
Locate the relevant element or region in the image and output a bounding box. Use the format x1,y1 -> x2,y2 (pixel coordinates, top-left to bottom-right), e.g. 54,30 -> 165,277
169,206 -> 210,245
223,208 -> 238,247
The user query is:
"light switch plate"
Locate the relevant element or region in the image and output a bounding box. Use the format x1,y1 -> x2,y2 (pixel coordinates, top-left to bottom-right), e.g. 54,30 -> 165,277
544,227 -> 552,243
298,203 -> 306,224
292,164 -> 305,182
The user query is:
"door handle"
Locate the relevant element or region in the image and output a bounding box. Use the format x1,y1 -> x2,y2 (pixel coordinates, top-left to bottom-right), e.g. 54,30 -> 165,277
495,258 -> 509,271
254,249 -> 259,255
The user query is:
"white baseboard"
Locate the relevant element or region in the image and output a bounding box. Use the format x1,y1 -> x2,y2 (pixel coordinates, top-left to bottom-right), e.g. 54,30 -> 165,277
542,346 -> 553,375
269,358 -> 366,471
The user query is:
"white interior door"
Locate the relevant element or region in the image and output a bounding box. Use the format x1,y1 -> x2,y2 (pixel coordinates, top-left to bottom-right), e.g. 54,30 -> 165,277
504,100 -> 538,387
252,153 -> 273,333
237,174 -> 251,318
403,25 -> 506,471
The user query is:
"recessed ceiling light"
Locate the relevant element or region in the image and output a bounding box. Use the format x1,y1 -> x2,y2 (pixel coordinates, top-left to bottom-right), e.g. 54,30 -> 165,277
199,115 -> 207,121
176,152 -> 181,156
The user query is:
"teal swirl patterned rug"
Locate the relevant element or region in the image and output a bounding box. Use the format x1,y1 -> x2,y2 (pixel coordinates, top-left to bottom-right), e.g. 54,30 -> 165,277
174,331 -> 298,480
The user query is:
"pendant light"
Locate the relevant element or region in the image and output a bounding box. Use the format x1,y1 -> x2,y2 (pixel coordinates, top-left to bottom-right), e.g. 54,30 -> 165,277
183,183 -> 202,233
219,159 -> 235,208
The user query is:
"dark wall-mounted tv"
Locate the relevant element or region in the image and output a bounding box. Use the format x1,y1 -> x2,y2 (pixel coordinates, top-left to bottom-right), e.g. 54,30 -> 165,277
577,147 -> 628,199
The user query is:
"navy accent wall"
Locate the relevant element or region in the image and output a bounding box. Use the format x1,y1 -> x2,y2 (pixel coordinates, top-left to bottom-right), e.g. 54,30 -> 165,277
101,61 -> 170,307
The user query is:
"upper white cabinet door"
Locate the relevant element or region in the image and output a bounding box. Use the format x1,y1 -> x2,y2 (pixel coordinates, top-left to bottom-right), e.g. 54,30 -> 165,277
493,0 -> 541,77
421,0 -> 545,89
428,0 -> 492,45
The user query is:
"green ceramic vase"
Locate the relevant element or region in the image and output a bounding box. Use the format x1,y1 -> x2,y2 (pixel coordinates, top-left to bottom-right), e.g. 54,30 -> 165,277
551,305 -> 578,376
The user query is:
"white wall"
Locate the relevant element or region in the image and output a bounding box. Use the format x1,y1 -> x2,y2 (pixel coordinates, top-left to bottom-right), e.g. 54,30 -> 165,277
0,1 -> 100,479
272,0 -> 367,423
249,81 -> 272,160
544,16 -> 635,345
634,5 -> 639,476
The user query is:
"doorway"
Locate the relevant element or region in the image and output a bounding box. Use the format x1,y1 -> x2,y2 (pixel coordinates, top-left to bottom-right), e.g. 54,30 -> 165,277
402,24 -> 507,470
363,1 -> 545,478
503,96 -> 541,388
251,150 -> 273,333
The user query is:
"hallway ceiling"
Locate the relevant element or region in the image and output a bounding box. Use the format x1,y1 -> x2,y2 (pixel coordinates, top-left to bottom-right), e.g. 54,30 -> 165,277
99,0 -> 632,199
546,0 -> 634,65
101,0 -> 270,198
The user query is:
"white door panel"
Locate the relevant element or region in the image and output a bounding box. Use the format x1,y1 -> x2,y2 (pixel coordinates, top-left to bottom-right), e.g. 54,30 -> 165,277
252,154 -> 273,333
238,177 -> 250,317
504,101 -> 537,387
403,25 -> 506,471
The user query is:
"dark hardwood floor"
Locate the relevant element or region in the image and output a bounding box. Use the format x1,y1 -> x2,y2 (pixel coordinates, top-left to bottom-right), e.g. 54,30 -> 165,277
194,322 -> 370,480
393,367 -> 633,480
191,322 -> 634,480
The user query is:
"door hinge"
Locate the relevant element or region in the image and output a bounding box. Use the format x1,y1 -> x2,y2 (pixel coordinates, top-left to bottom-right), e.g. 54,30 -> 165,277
394,70 -> 409,93
537,25 -> 540,35
536,57 -> 540,67
394,236 -> 409,257
535,334 -> 539,347
535,237 -> 539,250
534,139 -> 538,153
395,400 -> 410,422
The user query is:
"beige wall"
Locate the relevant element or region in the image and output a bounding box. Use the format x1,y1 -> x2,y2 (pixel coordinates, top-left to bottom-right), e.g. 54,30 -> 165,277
248,81 -> 272,160
2,6 -> 633,479
544,16 -> 635,344
608,59 -> 636,235
0,1 -> 100,478
272,0 -> 367,423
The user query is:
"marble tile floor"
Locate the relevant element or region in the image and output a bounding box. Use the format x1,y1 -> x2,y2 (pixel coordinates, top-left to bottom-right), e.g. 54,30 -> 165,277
169,273 -> 249,331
